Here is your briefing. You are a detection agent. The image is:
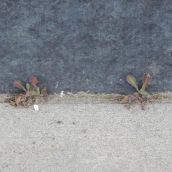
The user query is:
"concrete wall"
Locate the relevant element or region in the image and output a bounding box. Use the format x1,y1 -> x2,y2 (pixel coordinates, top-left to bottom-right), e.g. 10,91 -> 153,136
0,0 -> 172,94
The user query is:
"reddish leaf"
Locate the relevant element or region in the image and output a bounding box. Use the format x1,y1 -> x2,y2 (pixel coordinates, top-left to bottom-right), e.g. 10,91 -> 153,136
143,73 -> 152,85
14,81 -> 26,92
29,76 -> 39,87
141,73 -> 152,91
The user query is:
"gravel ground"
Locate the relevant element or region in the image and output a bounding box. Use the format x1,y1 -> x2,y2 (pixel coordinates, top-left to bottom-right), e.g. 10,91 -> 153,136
0,100 -> 172,172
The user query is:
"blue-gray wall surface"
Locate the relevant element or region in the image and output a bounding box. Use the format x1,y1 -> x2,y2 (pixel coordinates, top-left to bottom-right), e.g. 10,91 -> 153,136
0,0 -> 172,93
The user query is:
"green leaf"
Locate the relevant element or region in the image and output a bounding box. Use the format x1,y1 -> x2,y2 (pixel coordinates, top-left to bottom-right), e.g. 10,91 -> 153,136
26,83 -> 31,91
36,87 -> 41,95
126,75 -> 139,91
139,90 -> 150,97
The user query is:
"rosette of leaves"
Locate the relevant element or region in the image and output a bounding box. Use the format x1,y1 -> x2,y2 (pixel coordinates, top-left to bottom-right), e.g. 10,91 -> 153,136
121,73 -> 152,109
14,76 -> 47,97
7,76 -> 48,106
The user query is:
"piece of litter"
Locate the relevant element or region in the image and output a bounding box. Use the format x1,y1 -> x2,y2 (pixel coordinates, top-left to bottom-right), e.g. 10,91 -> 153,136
60,91 -> 64,98
33,104 -> 39,111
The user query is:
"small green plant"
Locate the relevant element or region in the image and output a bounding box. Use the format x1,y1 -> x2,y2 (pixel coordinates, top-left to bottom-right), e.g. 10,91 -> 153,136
121,73 -> 152,109
127,73 -> 152,96
7,76 -> 48,106
14,76 -> 47,97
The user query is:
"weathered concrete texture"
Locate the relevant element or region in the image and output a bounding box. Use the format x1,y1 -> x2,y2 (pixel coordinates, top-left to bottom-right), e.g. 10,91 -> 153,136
0,102 -> 172,172
0,0 -> 172,93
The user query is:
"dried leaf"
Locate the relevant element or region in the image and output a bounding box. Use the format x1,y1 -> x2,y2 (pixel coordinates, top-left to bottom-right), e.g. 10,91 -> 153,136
15,95 -> 22,106
15,94 -> 26,106
121,96 -> 129,104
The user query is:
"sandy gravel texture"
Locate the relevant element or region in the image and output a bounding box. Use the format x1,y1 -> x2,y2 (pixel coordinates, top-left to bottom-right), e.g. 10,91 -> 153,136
0,99 -> 172,172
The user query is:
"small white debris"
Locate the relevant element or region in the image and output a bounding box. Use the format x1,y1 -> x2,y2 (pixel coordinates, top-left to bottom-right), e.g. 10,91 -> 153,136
33,104 -> 39,111
66,92 -> 73,95
60,91 -> 64,98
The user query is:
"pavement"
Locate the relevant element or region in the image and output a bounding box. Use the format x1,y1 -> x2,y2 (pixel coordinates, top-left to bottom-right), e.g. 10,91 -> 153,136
0,97 -> 172,172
